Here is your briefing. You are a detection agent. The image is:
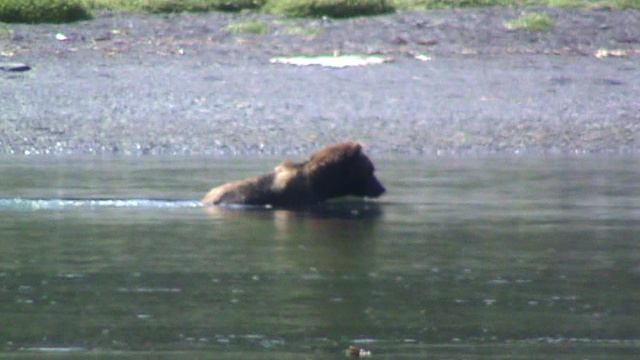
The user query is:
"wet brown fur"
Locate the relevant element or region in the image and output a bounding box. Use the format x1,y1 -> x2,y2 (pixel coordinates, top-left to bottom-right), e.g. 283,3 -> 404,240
202,142 -> 385,207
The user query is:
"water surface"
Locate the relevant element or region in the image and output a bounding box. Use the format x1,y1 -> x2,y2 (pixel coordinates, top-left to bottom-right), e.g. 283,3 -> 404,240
1,157 -> 639,359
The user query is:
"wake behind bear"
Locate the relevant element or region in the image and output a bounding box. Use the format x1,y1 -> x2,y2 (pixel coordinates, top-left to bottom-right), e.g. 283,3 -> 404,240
202,142 -> 385,207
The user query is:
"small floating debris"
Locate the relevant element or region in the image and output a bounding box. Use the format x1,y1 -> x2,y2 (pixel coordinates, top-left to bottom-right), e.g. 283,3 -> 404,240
414,53 -> 432,62
55,33 -> 69,41
488,278 -> 509,285
116,287 -> 181,293
346,345 -> 372,358
270,55 -> 391,68
21,347 -> 84,352
483,298 -> 497,306
0,62 -> 30,72
594,48 -> 628,59
57,272 -> 85,279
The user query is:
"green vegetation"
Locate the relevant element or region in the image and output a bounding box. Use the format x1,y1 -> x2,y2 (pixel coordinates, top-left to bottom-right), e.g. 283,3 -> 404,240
0,0 -> 639,23
394,0 -> 512,10
0,23 -> 12,38
145,0 -> 264,12
394,0 -> 640,10
544,0 -> 585,7
589,0 -> 640,8
226,20 -> 268,33
0,0 -> 92,23
543,0 -> 640,8
504,12 -> 554,31
83,0 -> 138,10
265,0 -> 393,17
87,0 -> 265,12
285,25 -> 323,36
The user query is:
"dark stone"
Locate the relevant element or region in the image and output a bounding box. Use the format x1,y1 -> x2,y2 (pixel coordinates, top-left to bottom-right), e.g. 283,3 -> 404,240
0,63 -> 31,72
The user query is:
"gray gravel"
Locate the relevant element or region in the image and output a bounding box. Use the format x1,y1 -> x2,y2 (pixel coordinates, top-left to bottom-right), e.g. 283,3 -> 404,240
1,8 -> 639,156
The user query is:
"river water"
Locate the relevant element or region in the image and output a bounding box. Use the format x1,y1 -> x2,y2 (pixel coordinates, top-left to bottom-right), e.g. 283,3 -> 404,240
1,156 -> 639,359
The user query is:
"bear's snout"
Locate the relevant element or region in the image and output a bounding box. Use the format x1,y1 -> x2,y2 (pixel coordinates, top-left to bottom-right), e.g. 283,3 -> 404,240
365,176 -> 386,198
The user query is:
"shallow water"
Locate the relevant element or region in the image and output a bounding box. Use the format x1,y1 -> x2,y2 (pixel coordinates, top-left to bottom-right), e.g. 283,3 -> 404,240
1,156 -> 639,359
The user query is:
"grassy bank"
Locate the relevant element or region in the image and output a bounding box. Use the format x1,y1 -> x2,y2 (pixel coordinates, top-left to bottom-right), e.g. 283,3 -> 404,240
0,0 -> 638,23
394,0 -> 640,10
0,0 -> 92,23
87,0 -> 265,12
504,11 -> 554,31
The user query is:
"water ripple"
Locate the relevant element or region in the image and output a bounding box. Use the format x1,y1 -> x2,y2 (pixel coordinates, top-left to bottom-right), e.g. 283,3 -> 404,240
0,198 -> 202,210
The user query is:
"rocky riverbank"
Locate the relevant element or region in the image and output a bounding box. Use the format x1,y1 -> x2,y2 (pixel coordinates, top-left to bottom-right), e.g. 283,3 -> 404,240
1,8 -> 639,156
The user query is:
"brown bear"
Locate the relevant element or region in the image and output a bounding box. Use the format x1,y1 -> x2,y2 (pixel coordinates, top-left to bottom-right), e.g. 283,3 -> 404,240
202,141 -> 385,207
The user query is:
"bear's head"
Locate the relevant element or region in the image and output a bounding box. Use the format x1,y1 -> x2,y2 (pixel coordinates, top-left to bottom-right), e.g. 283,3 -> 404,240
303,142 -> 385,202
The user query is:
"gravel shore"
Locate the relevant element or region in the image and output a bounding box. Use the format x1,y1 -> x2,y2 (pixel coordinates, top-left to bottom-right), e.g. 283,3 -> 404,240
1,8 -> 639,156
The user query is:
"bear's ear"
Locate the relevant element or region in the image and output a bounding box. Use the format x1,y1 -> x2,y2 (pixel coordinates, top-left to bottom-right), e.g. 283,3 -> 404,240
348,141 -> 362,155
334,141 -> 363,159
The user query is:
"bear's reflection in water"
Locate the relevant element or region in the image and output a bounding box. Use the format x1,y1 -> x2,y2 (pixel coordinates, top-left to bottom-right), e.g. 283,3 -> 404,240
203,200 -> 382,226
203,201 -> 384,333
204,201 -> 382,246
